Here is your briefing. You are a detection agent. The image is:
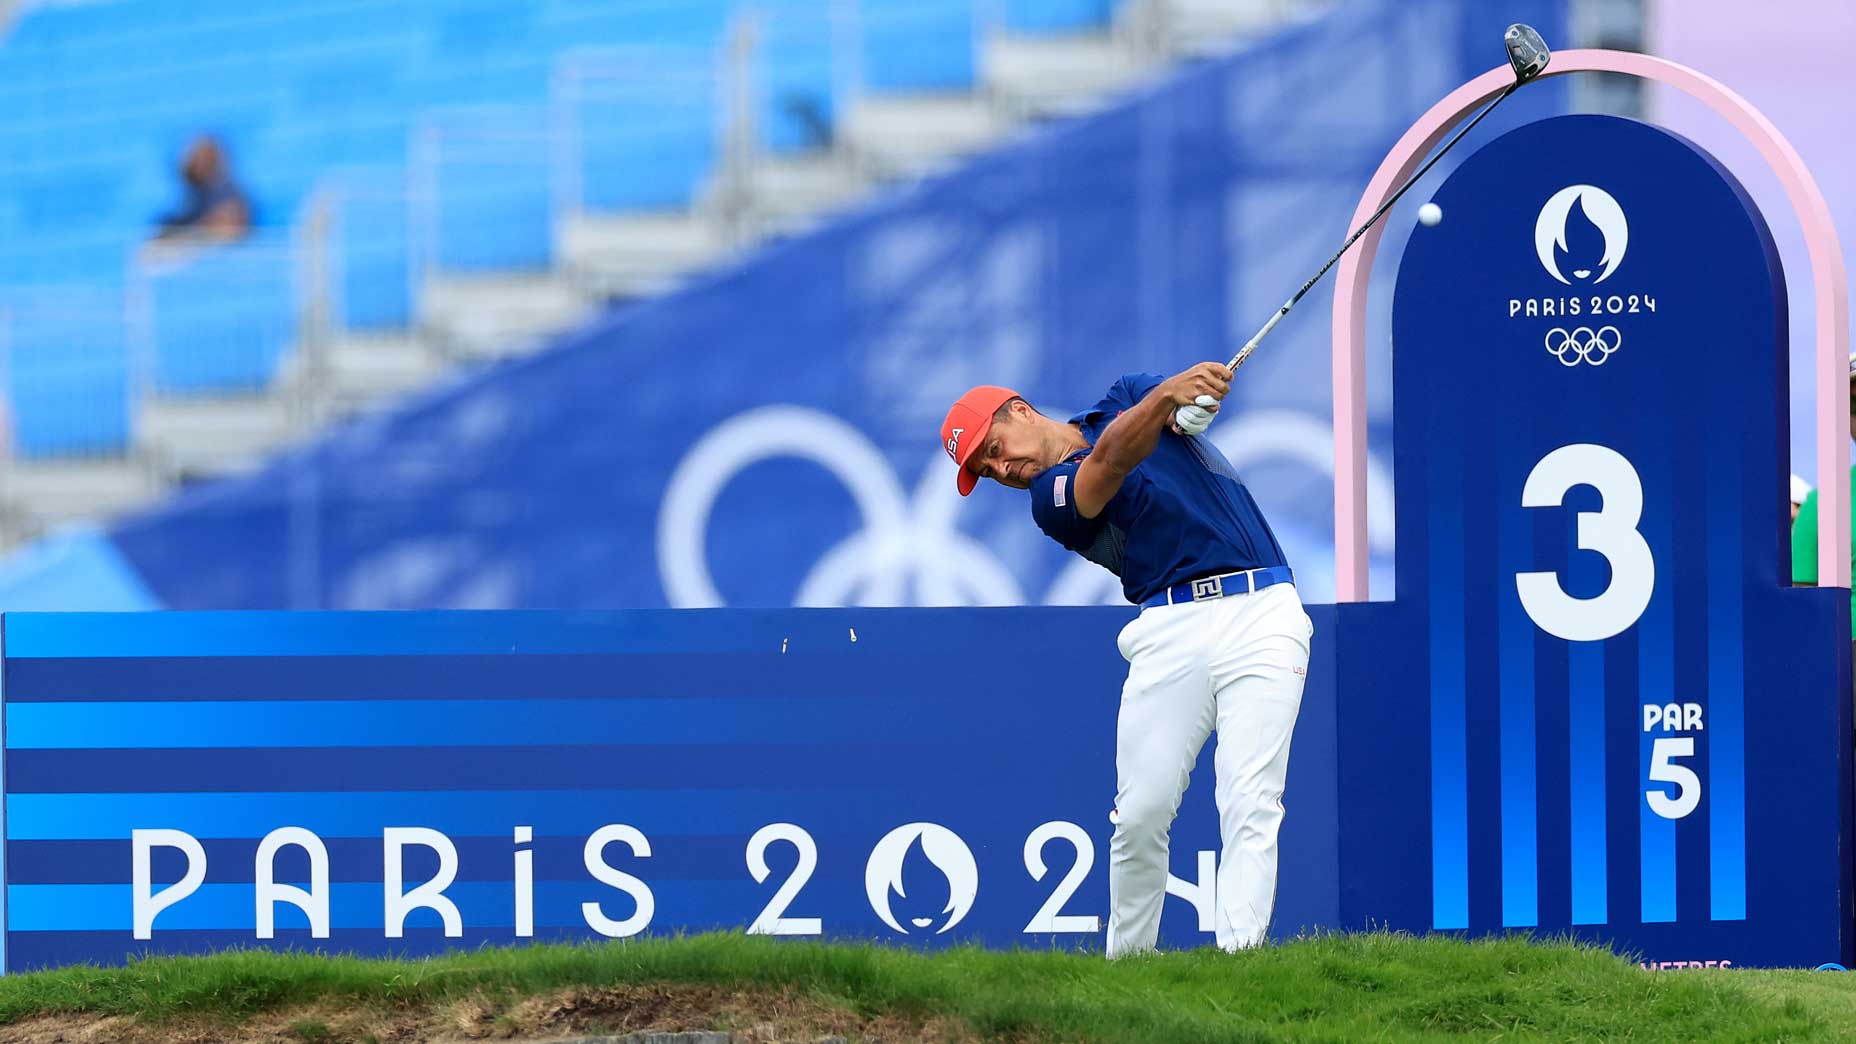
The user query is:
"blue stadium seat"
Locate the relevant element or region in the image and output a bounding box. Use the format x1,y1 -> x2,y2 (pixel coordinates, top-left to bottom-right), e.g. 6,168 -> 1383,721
1,295 -> 132,457
541,0 -> 733,47
342,234 -> 414,331
323,169 -> 414,330
144,243 -> 295,392
408,57 -> 554,109
0,238 -> 129,287
1001,0 -> 1114,32
431,2 -> 538,56
429,117 -> 553,272
567,85 -> 719,211
758,0 -> 837,154
862,0 -> 977,92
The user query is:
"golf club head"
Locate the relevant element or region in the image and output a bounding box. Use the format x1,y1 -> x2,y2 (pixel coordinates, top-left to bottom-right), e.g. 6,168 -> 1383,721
1505,23 -> 1551,83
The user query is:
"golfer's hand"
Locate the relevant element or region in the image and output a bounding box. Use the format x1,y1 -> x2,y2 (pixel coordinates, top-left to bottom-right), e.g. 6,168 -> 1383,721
1159,362 -> 1232,407
1174,395 -> 1218,435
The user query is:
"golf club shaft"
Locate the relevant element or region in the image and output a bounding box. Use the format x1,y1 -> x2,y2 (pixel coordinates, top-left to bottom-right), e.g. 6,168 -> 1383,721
1223,80 -> 1522,372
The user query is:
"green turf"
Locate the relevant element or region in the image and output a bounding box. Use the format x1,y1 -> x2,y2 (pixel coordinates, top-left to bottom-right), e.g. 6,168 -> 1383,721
0,932 -> 1851,1042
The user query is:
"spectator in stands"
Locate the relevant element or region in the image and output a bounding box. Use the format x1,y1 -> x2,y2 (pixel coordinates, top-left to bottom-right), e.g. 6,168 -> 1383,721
1790,352 -> 1856,640
151,135 -> 252,242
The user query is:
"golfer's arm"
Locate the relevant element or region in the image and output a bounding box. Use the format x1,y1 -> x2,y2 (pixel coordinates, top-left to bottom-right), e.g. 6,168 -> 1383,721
1071,390 -> 1175,518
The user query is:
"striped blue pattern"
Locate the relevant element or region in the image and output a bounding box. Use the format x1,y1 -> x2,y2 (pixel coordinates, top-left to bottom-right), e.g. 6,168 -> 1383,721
1707,392 -> 1748,922
0,607 -> 1194,969
6,698 -> 919,749
1638,503 -> 1677,924
1498,486 -> 1537,928
1567,641 -> 1607,925
2,618 -> 8,973
1429,436 -> 1469,931
4,609 -> 926,659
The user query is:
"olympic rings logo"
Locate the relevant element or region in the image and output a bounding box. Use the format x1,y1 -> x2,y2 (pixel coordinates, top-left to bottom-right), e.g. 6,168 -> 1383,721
1544,325 -> 1622,367
657,406 -> 1028,608
656,405 -> 1397,608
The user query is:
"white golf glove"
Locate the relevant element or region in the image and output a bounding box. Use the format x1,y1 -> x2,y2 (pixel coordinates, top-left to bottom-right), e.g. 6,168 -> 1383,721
1175,395 -> 1218,435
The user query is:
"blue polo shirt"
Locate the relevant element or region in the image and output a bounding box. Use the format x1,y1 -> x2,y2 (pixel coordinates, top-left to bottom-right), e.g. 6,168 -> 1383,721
1029,373 -> 1288,605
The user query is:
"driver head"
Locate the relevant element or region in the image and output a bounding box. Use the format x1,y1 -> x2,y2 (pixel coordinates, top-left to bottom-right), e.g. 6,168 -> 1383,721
1505,23 -> 1551,83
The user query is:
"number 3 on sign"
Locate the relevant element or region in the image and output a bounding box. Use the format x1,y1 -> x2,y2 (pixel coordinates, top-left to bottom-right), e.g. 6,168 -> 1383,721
1516,443 -> 1655,641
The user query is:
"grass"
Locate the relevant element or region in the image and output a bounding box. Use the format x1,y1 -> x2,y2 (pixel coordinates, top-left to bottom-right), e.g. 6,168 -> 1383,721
0,931 -> 1852,1042
287,1018 -> 335,1042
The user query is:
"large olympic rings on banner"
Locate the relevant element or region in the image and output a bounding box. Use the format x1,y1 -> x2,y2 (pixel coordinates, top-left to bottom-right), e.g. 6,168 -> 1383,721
656,406 -> 1024,608
659,405 -> 1398,608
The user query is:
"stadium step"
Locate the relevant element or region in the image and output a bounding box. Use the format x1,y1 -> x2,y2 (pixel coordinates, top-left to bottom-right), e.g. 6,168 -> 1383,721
0,456 -> 164,538
985,31 -> 1149,119
557,211 -> 731,301
841,93 -> 1010,179
1148,0 -> 1304,54
420,274 -> 596,360
742,154 -> 869,237
138,393 -> 303,482
314,331 -> 448,416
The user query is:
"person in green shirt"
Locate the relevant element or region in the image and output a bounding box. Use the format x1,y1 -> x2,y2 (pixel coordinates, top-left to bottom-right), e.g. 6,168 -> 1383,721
1790,352 -> 1856,637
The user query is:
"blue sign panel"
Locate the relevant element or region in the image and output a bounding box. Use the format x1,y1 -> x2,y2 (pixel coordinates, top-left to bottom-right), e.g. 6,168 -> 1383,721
1344,114 -> 1853,967
0,607 -> 1340,971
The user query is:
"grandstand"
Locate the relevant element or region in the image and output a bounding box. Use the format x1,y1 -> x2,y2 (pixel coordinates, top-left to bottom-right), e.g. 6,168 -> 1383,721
0,0 -> 1311,550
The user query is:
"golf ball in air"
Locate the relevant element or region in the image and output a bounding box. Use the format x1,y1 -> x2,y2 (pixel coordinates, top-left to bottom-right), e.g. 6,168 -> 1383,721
1417,202 -> 1442,226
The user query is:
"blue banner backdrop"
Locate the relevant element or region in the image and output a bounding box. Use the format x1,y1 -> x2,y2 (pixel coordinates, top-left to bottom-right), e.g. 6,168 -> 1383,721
0,607 -> 1341,971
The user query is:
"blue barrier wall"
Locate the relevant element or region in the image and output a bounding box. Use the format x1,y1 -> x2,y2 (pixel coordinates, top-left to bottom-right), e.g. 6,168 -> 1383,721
0,606 -> 1341,970
6,590 -> 1844,971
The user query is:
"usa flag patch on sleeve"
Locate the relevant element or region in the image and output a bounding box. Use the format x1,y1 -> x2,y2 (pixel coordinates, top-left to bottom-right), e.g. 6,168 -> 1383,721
1054,475 -> 1067,507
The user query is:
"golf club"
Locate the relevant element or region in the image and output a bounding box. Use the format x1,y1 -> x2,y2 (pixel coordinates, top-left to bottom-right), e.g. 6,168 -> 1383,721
1177,23 -> 1552,429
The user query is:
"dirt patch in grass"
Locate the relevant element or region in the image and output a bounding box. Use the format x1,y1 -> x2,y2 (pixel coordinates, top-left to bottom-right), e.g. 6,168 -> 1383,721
0,983 -> 989,1044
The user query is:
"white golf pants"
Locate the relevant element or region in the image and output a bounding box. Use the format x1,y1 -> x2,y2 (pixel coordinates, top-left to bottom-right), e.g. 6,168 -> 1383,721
1105,581 -> 1312,957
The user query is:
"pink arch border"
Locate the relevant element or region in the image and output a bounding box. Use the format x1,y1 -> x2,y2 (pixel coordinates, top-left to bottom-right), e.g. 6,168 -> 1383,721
1331,49 -> 1849,601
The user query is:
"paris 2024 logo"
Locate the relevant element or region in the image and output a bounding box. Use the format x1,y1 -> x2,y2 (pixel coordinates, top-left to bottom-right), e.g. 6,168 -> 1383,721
1510,183 -> 1655,368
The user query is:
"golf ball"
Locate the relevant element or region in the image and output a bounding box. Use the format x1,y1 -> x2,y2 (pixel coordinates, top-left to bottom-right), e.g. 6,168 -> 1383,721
1417,202 -> 1442,226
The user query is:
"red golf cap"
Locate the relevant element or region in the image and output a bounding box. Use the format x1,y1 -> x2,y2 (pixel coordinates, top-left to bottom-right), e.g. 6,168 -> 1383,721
941,385 -> 1020,496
